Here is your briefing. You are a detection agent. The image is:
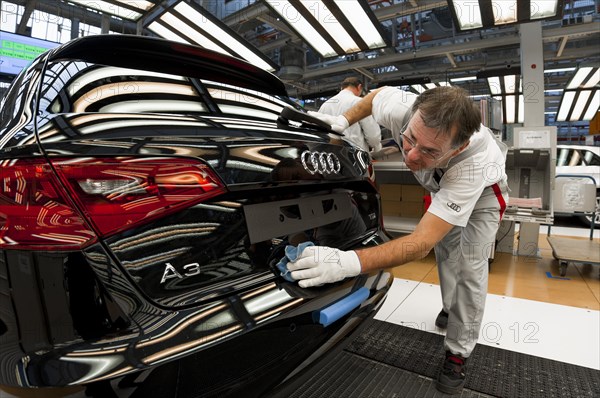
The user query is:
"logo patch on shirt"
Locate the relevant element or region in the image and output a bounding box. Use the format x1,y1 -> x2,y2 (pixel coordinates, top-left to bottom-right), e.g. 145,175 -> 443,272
447,202 -> 461,212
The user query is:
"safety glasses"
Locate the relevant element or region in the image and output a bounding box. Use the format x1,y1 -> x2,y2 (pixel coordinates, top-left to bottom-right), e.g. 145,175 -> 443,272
399,125 -> 456,162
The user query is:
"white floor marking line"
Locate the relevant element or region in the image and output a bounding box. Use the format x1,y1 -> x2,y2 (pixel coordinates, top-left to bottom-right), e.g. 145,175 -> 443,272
374,278 -> 420,321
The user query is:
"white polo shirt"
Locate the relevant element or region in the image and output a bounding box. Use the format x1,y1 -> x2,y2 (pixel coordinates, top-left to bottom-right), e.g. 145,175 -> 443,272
372,87 -> 507,227
319,89 -> 382,151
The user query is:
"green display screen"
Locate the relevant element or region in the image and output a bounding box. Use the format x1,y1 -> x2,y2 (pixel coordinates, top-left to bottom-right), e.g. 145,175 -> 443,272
1,40 -> 49,60
0,31 -> 58,76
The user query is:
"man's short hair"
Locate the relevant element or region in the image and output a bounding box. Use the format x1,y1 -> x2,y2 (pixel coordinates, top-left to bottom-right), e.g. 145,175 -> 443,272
341,77 -> 361,89
411,86 -> 481,148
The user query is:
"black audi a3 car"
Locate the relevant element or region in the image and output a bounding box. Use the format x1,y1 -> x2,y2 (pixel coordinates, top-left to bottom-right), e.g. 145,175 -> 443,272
0,35 -> 391,397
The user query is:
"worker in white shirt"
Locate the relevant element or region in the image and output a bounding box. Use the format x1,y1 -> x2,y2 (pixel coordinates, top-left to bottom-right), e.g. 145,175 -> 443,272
318,77 -> 382,153
291,85 -> 509,395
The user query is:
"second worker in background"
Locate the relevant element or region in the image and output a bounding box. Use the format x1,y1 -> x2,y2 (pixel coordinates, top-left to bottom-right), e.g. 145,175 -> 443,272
318,77 -> 382,153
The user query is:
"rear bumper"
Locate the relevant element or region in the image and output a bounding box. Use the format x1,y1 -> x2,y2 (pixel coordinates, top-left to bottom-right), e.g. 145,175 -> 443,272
0,245 -> 391,395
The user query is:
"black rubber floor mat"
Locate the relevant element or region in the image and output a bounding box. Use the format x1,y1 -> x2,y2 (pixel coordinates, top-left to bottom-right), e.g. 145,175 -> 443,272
347,320 -> 600,398
286,350 -> 492,398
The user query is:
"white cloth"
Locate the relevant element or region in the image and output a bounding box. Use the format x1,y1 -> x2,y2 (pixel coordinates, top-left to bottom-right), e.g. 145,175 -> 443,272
372,86 -> 509,357
319,89 -> 382,151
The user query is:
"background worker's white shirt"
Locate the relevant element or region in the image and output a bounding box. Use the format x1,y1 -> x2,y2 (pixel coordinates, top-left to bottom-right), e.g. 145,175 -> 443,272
319,89 -> 382,151
372,86 -> 508,227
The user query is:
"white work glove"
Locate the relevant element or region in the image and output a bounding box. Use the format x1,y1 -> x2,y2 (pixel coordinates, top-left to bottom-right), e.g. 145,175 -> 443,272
307,111 -> 349,133
287,246 -> 362,288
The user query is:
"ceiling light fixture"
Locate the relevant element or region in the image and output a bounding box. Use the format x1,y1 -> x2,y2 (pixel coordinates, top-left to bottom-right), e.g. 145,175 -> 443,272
410,81 -> 451,94
477,68 -> 523,124
448,0 -> 564,31
67,0 -> 156,20
544,67 -> 576,74
450,76 -> 478,82
262,0 -> 387,58
556,66 -> 600,122
145,1 -> 278,72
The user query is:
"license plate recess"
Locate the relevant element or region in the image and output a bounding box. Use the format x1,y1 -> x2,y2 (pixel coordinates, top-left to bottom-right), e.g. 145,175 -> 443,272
243,193 -> 352,244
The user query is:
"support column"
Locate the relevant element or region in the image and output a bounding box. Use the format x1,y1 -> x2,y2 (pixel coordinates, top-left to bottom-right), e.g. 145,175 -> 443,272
520,22 -> 545,127
517,22 -> 546,257
16,0 -> 36,36
101,14 -> 111,34
71,18 -> 80,40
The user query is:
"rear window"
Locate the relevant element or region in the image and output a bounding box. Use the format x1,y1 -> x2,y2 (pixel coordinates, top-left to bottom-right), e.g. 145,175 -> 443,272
39,60 -> 293,120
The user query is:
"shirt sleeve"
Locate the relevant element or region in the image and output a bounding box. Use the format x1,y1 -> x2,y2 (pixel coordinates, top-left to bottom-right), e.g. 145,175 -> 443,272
371,87 -> 417,144
427,168 -> 488,227
358,115 -> 382,151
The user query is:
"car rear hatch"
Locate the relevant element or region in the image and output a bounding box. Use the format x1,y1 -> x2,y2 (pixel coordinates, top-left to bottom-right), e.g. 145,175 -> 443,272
10,35 -> 384,308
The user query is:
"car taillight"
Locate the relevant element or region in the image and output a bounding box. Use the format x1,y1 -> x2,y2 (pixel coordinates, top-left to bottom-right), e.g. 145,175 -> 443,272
0,157 -> 226,250
53,157 -> 227,237
0,159 -> 96,250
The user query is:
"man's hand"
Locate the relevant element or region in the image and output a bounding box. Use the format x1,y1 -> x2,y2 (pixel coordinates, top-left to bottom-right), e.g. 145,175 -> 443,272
287,246 -> 362,288
307,111 -> 349,133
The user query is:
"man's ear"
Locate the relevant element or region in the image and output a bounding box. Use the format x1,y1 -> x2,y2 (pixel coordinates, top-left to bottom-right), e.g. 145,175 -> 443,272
448,139 -> 469,158
454,140 -> 470,154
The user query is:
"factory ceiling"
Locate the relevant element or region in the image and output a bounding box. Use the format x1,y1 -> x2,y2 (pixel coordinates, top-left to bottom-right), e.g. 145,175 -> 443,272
6,0 -> 600,128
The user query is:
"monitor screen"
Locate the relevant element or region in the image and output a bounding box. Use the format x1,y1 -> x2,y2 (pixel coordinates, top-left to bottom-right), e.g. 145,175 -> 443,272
0,31 -> 60,77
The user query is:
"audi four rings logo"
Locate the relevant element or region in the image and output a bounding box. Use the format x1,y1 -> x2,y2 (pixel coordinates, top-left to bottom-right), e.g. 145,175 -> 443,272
447,202 -> 461,212
300,150 -> 341,175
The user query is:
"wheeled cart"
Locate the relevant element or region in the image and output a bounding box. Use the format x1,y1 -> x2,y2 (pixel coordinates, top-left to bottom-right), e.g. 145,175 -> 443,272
546,175 -> 599,277
547,237 -> 599,276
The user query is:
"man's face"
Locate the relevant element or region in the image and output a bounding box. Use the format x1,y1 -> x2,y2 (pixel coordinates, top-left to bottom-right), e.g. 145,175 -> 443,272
399,110 -> 461,171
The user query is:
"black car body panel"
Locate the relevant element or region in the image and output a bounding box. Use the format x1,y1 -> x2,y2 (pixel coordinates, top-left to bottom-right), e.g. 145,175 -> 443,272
0,35 -> 391,397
